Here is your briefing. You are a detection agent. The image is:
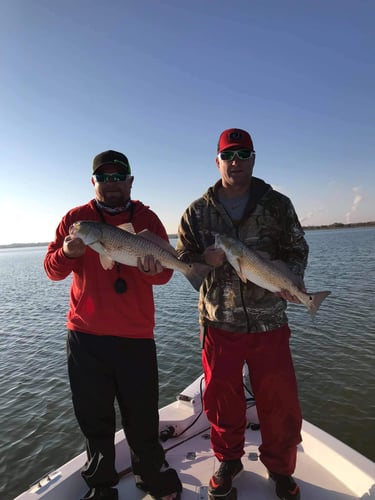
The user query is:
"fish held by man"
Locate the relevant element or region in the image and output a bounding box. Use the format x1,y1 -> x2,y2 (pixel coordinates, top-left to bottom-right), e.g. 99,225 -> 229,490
70,220 -> 211,291
215,234 -> 331,318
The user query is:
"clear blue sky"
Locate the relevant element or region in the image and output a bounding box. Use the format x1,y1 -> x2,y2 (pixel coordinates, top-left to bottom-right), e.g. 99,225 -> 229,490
1,0 -> 374,245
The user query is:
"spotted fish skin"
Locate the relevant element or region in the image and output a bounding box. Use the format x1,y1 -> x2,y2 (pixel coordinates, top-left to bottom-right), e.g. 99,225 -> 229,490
70,220 -> 211,291
215,233 -> 331,318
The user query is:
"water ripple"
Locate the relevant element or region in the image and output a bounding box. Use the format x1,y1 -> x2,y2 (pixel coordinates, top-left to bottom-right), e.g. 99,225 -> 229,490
1,230 -> 374,499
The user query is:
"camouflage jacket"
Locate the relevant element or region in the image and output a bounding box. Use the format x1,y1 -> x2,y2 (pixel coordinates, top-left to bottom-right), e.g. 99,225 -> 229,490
176,177 -> 309,333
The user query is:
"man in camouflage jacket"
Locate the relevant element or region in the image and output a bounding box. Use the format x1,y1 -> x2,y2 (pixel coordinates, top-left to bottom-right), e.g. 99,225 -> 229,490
176,128 -> 307,500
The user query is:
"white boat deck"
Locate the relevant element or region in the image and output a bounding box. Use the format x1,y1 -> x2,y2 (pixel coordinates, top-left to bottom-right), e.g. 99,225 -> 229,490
15,376 -> 375,500
113,423 -> 373,499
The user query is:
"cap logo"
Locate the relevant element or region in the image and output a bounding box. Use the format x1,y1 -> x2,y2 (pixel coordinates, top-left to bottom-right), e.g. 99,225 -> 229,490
229,131 -> 242,141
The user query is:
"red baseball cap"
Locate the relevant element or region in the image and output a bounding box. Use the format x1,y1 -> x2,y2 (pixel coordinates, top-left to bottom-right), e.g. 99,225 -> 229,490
217,128 -> 254,152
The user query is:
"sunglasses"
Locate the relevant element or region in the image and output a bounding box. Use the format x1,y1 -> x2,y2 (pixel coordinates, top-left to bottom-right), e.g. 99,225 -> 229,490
93,173 -> 129,183
217,149 -> 255,161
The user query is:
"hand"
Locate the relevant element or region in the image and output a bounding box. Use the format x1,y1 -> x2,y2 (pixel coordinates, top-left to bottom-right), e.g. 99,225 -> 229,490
204,245 -> 226,267
274,277 -> 306,304
137,255 -> 163,275
63,234 -> 86,258
275,289 -> 303,304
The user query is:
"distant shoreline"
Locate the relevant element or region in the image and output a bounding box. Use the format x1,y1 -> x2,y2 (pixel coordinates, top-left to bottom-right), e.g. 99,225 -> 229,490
1,221 -> 374,249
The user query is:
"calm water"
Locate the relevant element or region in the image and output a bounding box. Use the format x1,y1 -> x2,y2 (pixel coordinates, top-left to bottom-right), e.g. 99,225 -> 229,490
1,228 -> 374,499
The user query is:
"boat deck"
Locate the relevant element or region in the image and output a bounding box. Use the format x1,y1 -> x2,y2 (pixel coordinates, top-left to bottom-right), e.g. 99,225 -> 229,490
114,424 -> 370,499
15,375 -> 375,500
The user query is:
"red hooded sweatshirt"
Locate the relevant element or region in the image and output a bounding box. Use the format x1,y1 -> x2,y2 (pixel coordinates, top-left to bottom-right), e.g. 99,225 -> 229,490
44,199 -> 173,339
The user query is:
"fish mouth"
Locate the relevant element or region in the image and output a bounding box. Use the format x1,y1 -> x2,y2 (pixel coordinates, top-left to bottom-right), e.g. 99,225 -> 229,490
69,222 -> 81,237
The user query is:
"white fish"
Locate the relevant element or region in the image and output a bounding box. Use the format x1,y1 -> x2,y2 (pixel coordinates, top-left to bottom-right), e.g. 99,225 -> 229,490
215,234 -> 331,318
70,220 -> 211,291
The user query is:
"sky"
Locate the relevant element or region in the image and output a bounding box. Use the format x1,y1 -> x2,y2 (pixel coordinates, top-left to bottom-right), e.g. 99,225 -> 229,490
1,0 -> 374,245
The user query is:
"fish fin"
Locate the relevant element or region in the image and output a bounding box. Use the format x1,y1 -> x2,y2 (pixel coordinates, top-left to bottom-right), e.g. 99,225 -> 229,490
89,241 -> 112,261
99,253 -> 115,270
138,230 -> 178,256
235,259 -> 248,283
117,222 -> 135,233
307,291 -> 331,318
236,271 -> 248,283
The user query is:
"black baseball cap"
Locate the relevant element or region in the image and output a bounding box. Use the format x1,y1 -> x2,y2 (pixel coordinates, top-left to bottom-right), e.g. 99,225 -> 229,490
92,150 -> 131,174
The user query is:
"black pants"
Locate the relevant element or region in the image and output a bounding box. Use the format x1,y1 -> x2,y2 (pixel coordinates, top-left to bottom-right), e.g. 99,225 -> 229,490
67,330 -> 165,488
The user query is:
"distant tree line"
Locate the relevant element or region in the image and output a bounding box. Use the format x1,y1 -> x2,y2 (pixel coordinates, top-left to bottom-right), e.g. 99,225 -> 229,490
302,221 -> 375,231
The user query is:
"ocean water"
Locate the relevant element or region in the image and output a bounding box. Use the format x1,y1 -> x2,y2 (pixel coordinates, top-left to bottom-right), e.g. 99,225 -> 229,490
1,228 -> 374,499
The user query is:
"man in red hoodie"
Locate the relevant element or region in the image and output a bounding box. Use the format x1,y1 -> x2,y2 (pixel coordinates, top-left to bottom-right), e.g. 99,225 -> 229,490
44,150 -> 181,500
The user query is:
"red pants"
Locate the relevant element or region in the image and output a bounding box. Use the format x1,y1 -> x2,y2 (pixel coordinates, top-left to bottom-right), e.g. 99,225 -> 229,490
202,324 -> 302,475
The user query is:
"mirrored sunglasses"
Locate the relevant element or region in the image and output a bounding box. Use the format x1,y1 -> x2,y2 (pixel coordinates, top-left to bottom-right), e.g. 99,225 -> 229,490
218,149 -> 255,161
93,173 -> 128,183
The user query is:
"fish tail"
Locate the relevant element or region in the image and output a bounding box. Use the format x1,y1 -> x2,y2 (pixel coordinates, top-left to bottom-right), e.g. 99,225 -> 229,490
307,291 -> 331,318
183,263 -> 212,291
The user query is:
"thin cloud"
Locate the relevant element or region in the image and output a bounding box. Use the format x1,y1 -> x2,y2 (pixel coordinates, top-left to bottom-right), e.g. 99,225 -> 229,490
346,187 -> 363,223
300,211 -> 316,224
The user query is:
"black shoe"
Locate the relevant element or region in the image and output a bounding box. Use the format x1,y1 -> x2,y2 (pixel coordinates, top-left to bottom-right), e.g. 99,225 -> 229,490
135,468 -> 182,499
269,472 -> 300,500
208,459 -> 243,496
81,486 -> 118,500
134,473 -> 147,491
